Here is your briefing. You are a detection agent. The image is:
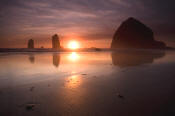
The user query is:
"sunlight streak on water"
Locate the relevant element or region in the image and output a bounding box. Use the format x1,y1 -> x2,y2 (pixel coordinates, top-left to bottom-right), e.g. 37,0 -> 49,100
68,52 -> 79,62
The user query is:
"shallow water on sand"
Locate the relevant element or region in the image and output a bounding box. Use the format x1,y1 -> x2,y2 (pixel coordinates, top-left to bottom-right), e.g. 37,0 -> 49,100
0,50 -> 175,116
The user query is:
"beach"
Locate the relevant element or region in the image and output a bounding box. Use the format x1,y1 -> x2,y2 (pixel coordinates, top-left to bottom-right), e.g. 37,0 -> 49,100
0,50 -> 175,116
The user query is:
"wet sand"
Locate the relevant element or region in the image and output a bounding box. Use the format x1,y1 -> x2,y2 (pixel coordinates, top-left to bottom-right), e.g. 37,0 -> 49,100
0,50 -> 175,116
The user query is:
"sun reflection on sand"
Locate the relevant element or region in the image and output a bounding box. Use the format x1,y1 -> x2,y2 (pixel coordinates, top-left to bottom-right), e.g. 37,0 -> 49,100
61,75 -> 85,109
68,52 -> 79,62
65,75 -> 82,89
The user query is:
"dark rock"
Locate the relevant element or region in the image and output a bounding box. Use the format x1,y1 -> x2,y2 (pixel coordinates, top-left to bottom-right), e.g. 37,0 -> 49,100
25,104 -> 35,111
30,86 -> 35,91
52,34 -> 61,49
117,93 -> 124,98
111,17 -> 166,49
28,39 -> 34,49
95,48 -> 102,51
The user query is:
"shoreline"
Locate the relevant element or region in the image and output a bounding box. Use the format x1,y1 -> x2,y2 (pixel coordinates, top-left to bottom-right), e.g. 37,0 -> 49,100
0,47 -> 174,53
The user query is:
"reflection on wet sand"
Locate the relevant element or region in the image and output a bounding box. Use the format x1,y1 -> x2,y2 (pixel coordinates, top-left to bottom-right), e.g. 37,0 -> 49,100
111,50 -> 165,67
60,74 -> 85,112
65,75 -> 82,89
28,54 -> 35,64
53,53 -> 60,67
1,52 -> 175,116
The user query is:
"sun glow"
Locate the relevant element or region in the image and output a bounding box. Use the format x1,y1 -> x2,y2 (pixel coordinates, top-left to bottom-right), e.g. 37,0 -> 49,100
68,41 -> 80,49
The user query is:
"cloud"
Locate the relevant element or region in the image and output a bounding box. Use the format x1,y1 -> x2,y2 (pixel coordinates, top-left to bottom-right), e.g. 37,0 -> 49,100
0,0 -> 175,47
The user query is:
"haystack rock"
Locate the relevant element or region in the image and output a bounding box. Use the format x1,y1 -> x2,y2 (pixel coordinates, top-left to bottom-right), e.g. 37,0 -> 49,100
28,39 -> 34,49
111,17 -> 166,49
52,34 -> 61,49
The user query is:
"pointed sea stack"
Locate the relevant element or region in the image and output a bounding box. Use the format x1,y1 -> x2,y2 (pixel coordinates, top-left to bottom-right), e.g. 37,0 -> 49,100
52,34 -> 61,49
111,17 -> 166,49
28,39 -> 34,49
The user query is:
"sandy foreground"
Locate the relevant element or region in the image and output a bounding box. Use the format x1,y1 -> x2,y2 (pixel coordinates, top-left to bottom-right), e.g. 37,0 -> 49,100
0,51 -> 175,116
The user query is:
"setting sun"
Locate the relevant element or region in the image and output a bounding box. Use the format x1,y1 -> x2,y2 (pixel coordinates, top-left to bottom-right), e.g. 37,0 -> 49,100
68,41 -> 80,49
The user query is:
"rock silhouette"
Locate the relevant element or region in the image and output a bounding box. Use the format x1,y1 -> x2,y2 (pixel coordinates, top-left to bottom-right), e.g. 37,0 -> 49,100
28,39 -> 34,49
111,17 -> 166,49
52,34 -> 61,49
111,50 -> 165,67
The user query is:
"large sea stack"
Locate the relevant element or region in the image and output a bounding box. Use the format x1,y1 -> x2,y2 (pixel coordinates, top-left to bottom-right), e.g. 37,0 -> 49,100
111,17 -> 166,49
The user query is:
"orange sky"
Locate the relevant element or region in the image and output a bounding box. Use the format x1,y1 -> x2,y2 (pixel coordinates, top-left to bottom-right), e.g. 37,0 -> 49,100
0,0 -> 175,48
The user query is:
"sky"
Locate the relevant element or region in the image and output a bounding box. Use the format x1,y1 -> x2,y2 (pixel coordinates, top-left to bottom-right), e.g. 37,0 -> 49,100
0,0 -> 175,48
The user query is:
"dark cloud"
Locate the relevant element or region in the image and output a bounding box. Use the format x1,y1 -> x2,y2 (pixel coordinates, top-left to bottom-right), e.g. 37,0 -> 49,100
0,0 -> 175,48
